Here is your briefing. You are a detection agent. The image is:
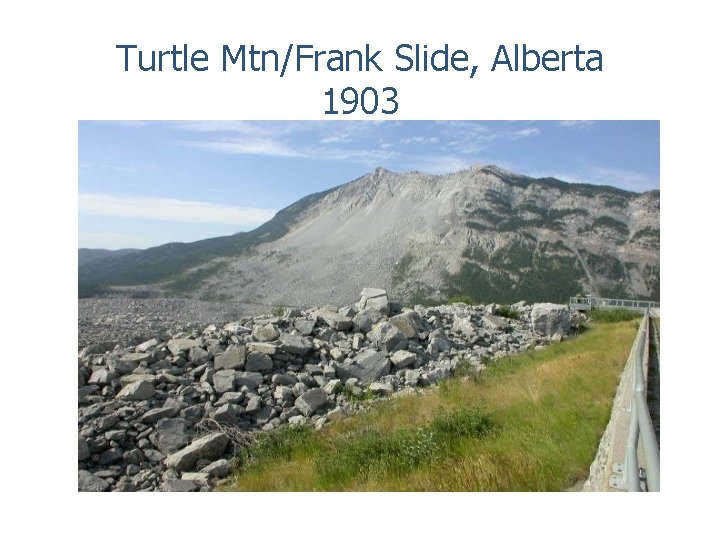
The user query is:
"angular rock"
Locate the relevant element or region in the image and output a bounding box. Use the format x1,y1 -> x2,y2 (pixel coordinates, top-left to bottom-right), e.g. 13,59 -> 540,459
165,432 -> 230,472
88,368 -> 117,386
368,381 -> 394,396
116,380 -> 155,401
188,346 -> 211,366
167,338 -> 198,356
295,388 -> 329,416
214,345 -> 246,370
251,323 -> 281,342
235,371 -> 264,389
318,310 -> 353,331
483,314 -> 510,331
336,350 -> 391,383
140,406 -> 177,424
530,303 -> 570,336
247,342 -> 277,355
212,403 -> 238,425
367,322 -> 407,353
389,311 -> 422,339
162,479 -> 198,492
78,470 -> 110,492
279,333 -> 313,355
78,438 -> 90,461
390,350 -> 416,369
245,351 -> 273,372
293,318 -> 316,335
201,459 -> 230,478
212,369 -> 236,394
150,418 -> 189,453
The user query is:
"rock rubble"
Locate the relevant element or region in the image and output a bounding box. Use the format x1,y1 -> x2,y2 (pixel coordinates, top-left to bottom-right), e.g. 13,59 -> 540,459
78,291 -> 579,492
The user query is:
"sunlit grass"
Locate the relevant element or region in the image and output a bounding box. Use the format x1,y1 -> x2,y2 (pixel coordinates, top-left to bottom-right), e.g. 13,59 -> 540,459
220,320 -> 635,491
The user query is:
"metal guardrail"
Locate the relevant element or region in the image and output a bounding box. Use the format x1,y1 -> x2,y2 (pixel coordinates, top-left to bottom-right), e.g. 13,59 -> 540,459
610,309 -> 660,491
569,296 -> 659,313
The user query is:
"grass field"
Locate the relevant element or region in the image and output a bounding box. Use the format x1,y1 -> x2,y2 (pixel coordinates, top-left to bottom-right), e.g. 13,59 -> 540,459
220,320 -> 636,491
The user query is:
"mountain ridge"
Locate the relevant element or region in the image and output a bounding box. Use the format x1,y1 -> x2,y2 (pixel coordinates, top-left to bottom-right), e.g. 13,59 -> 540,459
78,165 -> 659,304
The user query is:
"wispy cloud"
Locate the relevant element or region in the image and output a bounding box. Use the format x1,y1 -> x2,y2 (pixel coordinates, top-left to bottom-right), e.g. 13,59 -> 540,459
557,120 -> 596,129
79,193 -> 276,226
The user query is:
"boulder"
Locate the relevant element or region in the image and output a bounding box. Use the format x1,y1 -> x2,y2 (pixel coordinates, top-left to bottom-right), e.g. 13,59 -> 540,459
245,351 -> 273,372
116,380 -> 155,401
318,310 -> 353,331
165,432 -> 230,472
295,388 -> 329,416
390,350 -> 416,369
530,303 -> 570,336
336,350 -> 391,383
78,470 -> 110,492
483,314 -> 510,331
162,479 -> 198,492
352,308 -> 384,333
214,345 -> 246,370
293,318 -> 316,335
201,459 -> 230,478
389,311 -> 422,339
167,338 -> 198,356
150,418 -> 190,453
251,323 -> 281,342
212,370 -> 236,394
279,333 -> 313,355
367,322 -> 407,353
235,371 -> 264,389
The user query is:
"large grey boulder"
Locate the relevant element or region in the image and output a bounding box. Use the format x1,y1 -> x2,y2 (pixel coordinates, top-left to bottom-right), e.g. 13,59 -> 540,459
530,303 -> 570,336
167,338 -> 198,356
295,388 -> 329,416
251,323 -> 281,342
245,351 -> 273,372
318,310 -> 353,331
165,432 -> 230,472
214,345 -> 246,370
150,418 -> 189,453
78,439 -> 90,461
336,350 -> 391,383
389,311 -> 423,339
235,371 -> 264,389
279,333 -> 313,355
367,322 -> 407,353
357,288 -> 388,313
116,380 -> 155,401
78,470 -> 110,492
352,308 -> 384,333
483,314 -> 510,331
390,350 -> 416,369
212,370 -> 236,394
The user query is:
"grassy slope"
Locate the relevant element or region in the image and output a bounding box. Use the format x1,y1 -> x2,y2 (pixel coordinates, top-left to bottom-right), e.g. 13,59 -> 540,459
221,320 -> 637,491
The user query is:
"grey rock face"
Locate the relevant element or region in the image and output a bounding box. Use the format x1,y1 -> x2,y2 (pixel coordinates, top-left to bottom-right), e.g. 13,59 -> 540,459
318,310 -> 353,331
78,470 -> 110,492
279,333 -> 313,355
531,303 -> 570,336
245,351 -> 273,372
150,418 -> 189,453
214,345 -> 246,370
367,322 -> 407,353
389,311 -> 422,339
116,380 -> 155,401
212,370 -> 236,394
336,350 -> 391,383
295,388 -> 329,416
167,338 -> 198,356
165,433 -> 230,472
251,323 -> 281,342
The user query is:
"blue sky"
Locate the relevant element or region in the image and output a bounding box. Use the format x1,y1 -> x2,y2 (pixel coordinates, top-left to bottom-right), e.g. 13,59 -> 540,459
79,120 -> 659,249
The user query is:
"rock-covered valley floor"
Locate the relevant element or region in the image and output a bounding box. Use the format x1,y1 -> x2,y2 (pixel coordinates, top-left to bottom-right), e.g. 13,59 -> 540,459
78,289 -> 583,492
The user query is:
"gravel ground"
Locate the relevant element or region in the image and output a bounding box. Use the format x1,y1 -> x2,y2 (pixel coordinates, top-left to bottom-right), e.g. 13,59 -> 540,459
78,298 -> 273,349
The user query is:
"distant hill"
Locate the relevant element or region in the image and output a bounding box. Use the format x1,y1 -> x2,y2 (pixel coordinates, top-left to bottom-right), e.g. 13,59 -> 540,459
78,165 -> 659,304
78,248 -> 141,266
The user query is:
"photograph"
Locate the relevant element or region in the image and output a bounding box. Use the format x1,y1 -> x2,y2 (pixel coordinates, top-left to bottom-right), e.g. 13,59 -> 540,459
77,120 -> 660,492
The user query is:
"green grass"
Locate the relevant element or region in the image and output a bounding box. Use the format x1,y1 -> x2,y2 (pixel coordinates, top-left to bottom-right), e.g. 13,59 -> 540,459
587,308 -> 642,323
220,319 -> 636,491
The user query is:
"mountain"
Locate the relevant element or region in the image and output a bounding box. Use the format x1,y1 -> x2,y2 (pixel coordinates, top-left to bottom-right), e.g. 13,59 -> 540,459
78,248 -> 141,266
78,165 -> 660,305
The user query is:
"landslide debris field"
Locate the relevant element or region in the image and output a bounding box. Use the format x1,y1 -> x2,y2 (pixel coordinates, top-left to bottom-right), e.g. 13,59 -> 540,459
77,287 -> 632,492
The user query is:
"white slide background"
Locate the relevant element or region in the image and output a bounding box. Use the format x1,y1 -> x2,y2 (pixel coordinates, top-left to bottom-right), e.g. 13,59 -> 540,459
3,1 -> 717,537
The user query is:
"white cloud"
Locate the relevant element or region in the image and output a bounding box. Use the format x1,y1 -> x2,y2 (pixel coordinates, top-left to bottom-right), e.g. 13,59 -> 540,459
189,138 -> 306,158
557,120 -> 596,129
79,193 -> 277,226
